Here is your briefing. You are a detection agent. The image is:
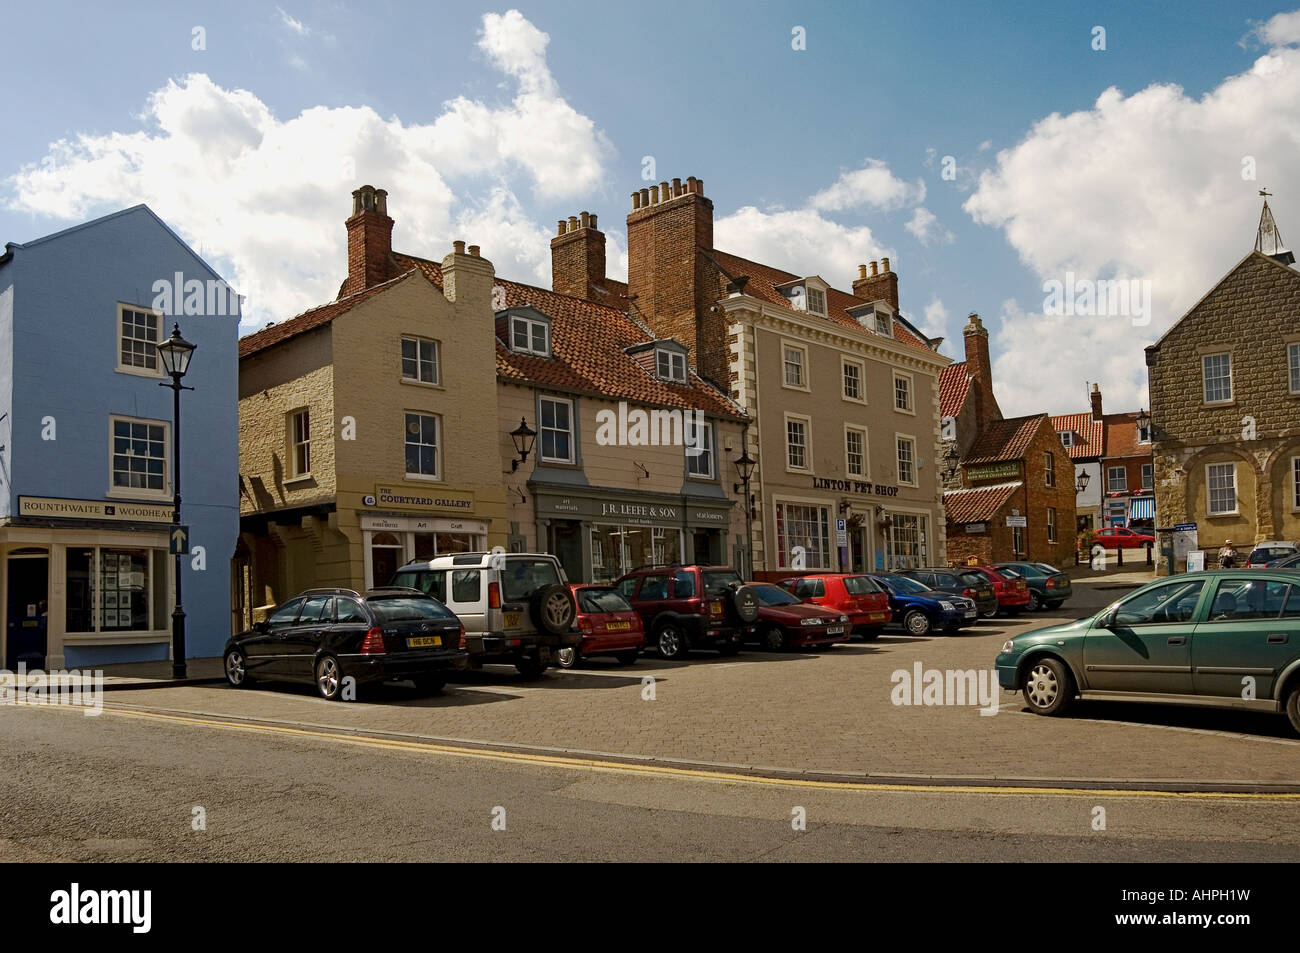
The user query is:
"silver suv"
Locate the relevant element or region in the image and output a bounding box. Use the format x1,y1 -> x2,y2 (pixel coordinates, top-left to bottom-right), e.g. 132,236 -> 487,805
390,552 -> 577,677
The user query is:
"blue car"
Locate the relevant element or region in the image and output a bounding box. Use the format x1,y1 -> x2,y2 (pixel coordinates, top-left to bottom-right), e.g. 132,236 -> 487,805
867,573 -> 979,636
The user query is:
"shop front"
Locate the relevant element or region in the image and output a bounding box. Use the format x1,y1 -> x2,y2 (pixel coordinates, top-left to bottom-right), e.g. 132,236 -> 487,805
531,487 -> 733,584
354,484 -> 491,589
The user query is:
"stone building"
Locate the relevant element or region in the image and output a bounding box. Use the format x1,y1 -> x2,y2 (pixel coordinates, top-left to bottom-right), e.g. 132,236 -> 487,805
1145,200 -> 1300,570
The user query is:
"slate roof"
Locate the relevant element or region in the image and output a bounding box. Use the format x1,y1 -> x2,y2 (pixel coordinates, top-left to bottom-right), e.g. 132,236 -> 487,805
964,414 -> 1050,464
943,481 -> 1023,524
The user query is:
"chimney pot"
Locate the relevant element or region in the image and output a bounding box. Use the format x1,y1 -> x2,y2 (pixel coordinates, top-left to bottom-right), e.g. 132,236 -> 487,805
870,261 -> 879,276
640,188 -> 651,207
580,211 -> 590,228
696,178 -> 704,194
468,244 -> 480,258
881,257 -> 891,273
453,240 -> 466,255
568,216 -> 579,232
858,264 -> 867,279
557,220 -> 566,236
659,182 -> 670,202
589,213 -> 598,229
631,192 -> 641,210
672,177 -> 682,196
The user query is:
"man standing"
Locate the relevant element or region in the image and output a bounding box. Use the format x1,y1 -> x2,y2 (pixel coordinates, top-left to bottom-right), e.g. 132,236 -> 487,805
1217,539 -> 1237,569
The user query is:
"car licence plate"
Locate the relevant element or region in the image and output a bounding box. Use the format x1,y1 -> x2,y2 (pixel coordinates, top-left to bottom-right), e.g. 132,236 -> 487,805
964,609 -> 977,618
407,635 -> 442,648
710,600 -> 723,615
605,621 -> 631,631
827,626 -> 845,635
504,611 -> 521,628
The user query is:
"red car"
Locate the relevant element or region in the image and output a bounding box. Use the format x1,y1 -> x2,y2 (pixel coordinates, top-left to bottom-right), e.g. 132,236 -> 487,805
557,584 -> 645,669
744,583 -> 851,651
1093,527 -> 1155,550
964,565 -> 1031,616
778,573 -> 893,640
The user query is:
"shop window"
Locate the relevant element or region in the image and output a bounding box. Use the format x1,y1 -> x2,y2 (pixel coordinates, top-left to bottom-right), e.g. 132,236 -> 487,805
370,532 -> 403,588
67,548 -> 157,634
886,513 -> 926,570
775,502 -> 831,569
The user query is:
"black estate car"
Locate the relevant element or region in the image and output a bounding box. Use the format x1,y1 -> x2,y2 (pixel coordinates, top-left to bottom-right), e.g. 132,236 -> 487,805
223,587 -> 467,700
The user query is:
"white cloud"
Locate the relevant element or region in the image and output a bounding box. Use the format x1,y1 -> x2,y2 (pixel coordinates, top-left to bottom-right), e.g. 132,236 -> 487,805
4,12 -> 612,330
964,40 -> 1300,415
920,297 -> 952,345
905,206 -> 954,246
1248,10 -> 1300,47
277,7 -> 310,36
714,205 -> 892,287
810,158 -> 925,212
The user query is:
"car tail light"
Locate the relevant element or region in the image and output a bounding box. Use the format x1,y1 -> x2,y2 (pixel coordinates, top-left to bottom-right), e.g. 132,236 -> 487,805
458,623 -> 466,650
698,599 -> 709,615
1045,578 -> 1056,589
488,582 -> 501,609
578,616 -> 593,634
962,588 -> 976,598
360,626 -> 386,654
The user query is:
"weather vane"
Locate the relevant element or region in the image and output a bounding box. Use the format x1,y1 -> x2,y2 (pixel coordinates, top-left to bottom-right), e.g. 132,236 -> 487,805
1260,188 -> 1272,198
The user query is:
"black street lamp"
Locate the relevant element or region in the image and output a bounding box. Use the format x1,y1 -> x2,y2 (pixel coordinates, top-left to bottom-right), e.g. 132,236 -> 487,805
509,417 -> 537,472
942,444 -> 961,482
1136,409 -> 1152,440
157,324 -> 195,679
732,447 -> 757,579
1075,468 -> 1091,494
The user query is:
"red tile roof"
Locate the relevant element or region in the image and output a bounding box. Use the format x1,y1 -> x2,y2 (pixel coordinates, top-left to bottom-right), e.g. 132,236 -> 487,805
943,481 -> 1022,524
1102,411 -> 1151,460
709,250 -> 934,351
939,361 -> 970,418
1048,412 -> 1105,460
238,271 -> 417,358
393,253 -> 744,419
965,414 -> 1049,464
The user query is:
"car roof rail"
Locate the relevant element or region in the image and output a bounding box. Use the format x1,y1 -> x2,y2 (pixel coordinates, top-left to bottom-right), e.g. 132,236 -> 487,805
627,562 -> 685,572
299,587 -> 362,599
363,586 -> 429,597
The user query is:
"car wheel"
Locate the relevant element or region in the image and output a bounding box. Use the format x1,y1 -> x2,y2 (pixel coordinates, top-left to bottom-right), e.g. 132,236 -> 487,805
615,650 -> 640,666
514,656 -> 548,679
1284,682 -> 1300,736
729,586 -> 761,625
412,674 -> 446,695
224,648 -> 253,688
655,623 -> 688,660
1022,657 -> 1074,716
763,626 -> 790,652
858,626 -> 882,642
315,654 -> 345,701
1026,590 -> 1042,612
903,610 -> 931,636
556,646 -> 581,670
530,584 -> 577,637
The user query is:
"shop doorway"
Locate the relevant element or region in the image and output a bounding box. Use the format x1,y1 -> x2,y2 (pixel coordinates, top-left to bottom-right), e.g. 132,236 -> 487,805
849,526 -> 868,573
6,552 -> 49,670
369,532 -> 403,589
550,520 -> 583,583
691,529 -> 720,566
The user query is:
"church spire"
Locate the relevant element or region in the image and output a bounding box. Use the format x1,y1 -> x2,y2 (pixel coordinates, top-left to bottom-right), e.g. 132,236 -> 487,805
1256,190 -> 1295,265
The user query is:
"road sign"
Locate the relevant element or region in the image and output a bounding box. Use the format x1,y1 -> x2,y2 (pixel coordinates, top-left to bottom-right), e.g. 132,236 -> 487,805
169,525 -> 190,555
835,517 -> 847,547
1005,515 -> 1027,528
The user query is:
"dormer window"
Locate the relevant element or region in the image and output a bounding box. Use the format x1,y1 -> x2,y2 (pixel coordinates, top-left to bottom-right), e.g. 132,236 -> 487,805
656,348 -> 687,383
1059,431 -> 1074,448
873,310 -> 892,337
778,277 -> 828,315
805,287 -> 826,315
505,308 -> 552,358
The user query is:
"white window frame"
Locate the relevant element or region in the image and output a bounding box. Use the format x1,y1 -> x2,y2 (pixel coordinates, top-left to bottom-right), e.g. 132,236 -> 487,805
401,335 -> 441,386
656,348 -> 688,383
893,372 -> 915,414
539,396 -> 576,465
805,286 -> 826,316
841,357 -> 865,404
896,433 -> 917,487
781,341 -> 810,391
1289,343 -> 1300,395
510,314 -> 550,357
874,311 -> 893,337
288,408 -> 311,479
686,419 -> 714,480
116,303 -> 164,378
1292,457 -> 1300,511
1107,466 -> 1127,494
107,415 -> 170,501
1059,431 -> 1074,448
785,413 -> 812,472
1202,352 -> 1233,404
1044,452 -> 1055,487
845,425 -> 868,478
774,498 -> 834,570
404,411 -> 442,481
1047,506 -> 1057,543
1206,462 -> 1237,516
1141,463 -> 1154,491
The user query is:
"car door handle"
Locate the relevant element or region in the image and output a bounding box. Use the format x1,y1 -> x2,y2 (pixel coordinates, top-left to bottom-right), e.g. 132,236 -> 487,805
1167,636 -> 1186,646
1268,633 -> 1288,644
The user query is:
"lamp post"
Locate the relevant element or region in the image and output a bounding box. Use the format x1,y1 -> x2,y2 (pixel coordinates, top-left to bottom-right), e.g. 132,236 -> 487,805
942,444 -> 961,485
1075,468 -> 1091,494
509,417 -> 537,472
156,324 -> 196,679
732,449 -> 757,579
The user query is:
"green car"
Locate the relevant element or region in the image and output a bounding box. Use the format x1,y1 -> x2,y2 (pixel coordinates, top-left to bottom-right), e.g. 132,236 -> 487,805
995,570 -> 1300,735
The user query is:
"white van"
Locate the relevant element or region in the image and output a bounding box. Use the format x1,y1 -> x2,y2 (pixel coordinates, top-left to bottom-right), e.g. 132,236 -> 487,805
390,552 -> 577,677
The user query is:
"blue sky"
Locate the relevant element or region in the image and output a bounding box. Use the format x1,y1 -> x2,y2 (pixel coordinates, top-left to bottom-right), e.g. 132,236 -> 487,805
3,1 -> 1298,416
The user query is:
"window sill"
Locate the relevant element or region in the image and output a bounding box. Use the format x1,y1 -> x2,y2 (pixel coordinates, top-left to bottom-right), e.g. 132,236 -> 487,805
1202,400 -> 1235,409
403,474 -> 444,483
894,407 -> 917,416
842,396 -> 867,405
539,458 -> 578,468
400,378 -> 444,390
283,474 -> 315,488
106,487 -> 171,503
115,365 -> 165,380
781,383 -> 811,393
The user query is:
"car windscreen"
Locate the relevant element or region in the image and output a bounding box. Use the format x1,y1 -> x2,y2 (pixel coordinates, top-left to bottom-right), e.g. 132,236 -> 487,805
882,574 -> 929,594
577,588 -> 632,614
501,558 -> 561,602
366,596 -> 456,623
843,575 -> 881,595
750,584 -> 800,606
702,570 -> 743,597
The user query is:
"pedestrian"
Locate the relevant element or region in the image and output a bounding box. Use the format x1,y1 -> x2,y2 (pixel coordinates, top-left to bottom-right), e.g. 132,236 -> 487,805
1217,539 -> 1237,569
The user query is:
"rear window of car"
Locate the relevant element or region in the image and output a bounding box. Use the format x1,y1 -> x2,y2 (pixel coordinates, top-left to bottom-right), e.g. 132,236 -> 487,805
336,599 -> 368,624
578,588 -> 632,614
702,570 -> 743,597
501,558 -> 561,601
842,575 -> 880,595
1033,564 -> 1060,575
391,570 -> 446,602
882,574 -> 928,594
996,567 -> 1022,579
673,570 -> 697,598
1252,547 -> 1298,560
751,584 -> 800,606
791,577 -> 826,598
366,596 -> 456,623
959,571 -> 987,587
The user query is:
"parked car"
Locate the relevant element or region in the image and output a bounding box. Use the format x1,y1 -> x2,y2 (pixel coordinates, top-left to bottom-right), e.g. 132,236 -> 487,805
1093,526 -> 1155,551
224,587 -> 467,700
557,584 -> 645,668
1244,542 -> 1299,568
900,568 -> 998,619
743,583 -> 851,651
964,564 -> 1031,616
867,573 -> 977,635
390,551 -> 577,678
776,573 -> 892,639
615,564 -> 760,659
992,562 -> 1072,612
1273,552 -> 1300,570
995,570 -> 1300,735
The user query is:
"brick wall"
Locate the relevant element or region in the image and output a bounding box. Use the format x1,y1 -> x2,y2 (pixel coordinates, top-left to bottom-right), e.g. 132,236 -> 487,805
550,214 -> 606,300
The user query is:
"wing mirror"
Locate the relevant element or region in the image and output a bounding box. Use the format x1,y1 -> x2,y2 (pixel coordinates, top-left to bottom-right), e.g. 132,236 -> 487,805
253,620 -> 270,633
1098,608 -> 1117,629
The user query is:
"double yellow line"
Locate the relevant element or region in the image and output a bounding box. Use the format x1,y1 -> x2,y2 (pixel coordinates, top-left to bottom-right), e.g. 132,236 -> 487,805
57,702 -> 1300,801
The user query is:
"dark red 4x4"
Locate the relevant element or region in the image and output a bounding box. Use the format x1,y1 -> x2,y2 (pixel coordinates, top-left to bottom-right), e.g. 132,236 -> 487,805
615,565 -> 760,660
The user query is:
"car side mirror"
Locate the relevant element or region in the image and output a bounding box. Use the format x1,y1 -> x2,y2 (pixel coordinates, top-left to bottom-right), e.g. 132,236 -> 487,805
1098,608 -> 1117,629
253,620 -> 270,633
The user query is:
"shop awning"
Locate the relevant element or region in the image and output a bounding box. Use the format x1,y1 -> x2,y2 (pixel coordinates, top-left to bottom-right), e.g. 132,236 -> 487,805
1129,497 -> 1154,520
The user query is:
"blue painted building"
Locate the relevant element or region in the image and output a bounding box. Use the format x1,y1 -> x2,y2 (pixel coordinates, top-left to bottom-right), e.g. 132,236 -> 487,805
0,206 -> 238,667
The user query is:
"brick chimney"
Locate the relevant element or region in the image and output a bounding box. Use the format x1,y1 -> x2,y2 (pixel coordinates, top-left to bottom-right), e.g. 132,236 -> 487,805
852,258 -> 900,312
550,211 -> 606,301
342,185 -> 396,297
963,313 -> 1001,430
626,176 -> 725,383
1090,383 -> 1103,421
